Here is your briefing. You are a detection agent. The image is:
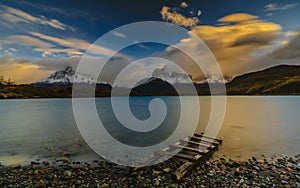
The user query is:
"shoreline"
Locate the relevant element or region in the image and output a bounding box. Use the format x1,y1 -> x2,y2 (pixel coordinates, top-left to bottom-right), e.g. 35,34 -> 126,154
1,155 -> 299,187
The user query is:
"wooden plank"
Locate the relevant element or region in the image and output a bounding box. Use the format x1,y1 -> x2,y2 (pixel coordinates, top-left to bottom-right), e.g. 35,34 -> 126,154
174,161 -> 194,180
170,144 -> 209,154
194,133 -> 223,143
131,133 -> 223,181
180,138 -> 214,149
190,136 -> 220,145
155,150 -> 202,161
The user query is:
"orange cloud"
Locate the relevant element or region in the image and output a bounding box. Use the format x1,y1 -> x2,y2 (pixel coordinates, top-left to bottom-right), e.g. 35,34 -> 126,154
160,13 -> 282,81
161,6 -> 199,27
0,57 -> 52,84
0,35 -> 52,47
218,13 -> 258,23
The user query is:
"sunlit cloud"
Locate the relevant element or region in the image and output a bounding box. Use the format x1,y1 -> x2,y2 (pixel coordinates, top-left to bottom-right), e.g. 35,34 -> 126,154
0,35 -> 52,48
218,13 -> 258,23
158,13 -> 282,80
0,56 -> 52,83
161,6 -> 199,27
285,31 -> 300,37
0,5 -> 72,30
181,2 -> 188,8
265,3 -> 298,11
279,40 -> 290,46
271,34 -> 300,59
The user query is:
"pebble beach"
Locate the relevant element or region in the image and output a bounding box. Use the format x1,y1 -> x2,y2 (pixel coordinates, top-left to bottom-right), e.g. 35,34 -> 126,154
1,154 -> 299,187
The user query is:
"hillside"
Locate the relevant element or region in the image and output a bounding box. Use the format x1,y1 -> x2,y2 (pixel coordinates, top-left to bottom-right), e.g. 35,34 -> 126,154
226,65 -> 300,95
1,64 -> 300,99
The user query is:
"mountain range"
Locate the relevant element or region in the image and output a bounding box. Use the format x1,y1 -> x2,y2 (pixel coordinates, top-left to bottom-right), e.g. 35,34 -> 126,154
1,64 -> 300,99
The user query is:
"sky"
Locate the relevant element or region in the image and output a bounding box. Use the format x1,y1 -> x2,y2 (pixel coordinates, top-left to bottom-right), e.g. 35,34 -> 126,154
0,0 -> 300,84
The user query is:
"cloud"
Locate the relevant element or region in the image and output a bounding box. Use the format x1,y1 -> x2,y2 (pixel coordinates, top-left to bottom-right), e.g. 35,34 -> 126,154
0,49 -> 135,84
112,31 -> 127,38
34,48 -> 84,57
161,6 -> 199,27
0,35 -> 52,48
0,33 -> 93,56
0,56 -> 52,83
218,13 -> 258,23
197,10 -> 202,16
181,2 -> 188,8
29,32 -> 116,56
0,5 -> 71,30
157,13 -> 282,81
266,13 -> 273,17
265,3 -> 298,11
285,31 -> 300,37
271,34 -> 300,59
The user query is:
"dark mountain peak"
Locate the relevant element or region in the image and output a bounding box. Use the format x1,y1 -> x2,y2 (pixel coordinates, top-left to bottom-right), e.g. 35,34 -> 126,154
48,66 -> 75,80
32,66 -> 98,86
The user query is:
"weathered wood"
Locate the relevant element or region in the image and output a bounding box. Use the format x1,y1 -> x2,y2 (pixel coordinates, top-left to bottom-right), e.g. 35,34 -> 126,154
131,133 -> 223,181
174,161 -> 194,180
170,144 -> 209,154
155,150 -> 201,161
190,136 -> 220,145
194,133 -> 223,143
180,138 -> 215,149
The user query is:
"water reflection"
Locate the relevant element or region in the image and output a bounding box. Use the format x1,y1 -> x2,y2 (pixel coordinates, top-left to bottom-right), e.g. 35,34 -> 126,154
0,97 -> 299,165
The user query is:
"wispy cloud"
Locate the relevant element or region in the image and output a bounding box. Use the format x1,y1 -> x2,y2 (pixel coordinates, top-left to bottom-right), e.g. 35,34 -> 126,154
265,3 -> 298,11
161,6 -> 199,27
285,31 -> 300,37
0,35 -> 52,48
29,32 -> 116,56
34,48 -> 84,57
112,31 -> 127,38
0,5 -> 72,30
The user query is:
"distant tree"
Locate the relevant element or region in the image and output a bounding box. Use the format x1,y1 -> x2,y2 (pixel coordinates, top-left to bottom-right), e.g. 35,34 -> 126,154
0,76 -> 16,86
5,78 -> 15,86
0,76 -> 4,85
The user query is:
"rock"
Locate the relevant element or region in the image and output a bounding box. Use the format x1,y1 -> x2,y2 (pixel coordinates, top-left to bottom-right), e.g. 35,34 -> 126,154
163,167 -> 171,173
34,170 -> 40,175
65,170 -> 72,177
59,151 -> 71,157
152,170 -> 160,176
155,180 -> 160,186
281,180 -> 288,184
102,183 -> 109,188
253,166 -> 260,171
235,167 -> 242,174
31,161 -> 40,165
56,157 -> 69,162
42,161 -> 49,166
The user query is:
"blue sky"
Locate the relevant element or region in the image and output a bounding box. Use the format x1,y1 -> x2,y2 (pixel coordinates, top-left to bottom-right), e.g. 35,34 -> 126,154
0,0 -> 300,83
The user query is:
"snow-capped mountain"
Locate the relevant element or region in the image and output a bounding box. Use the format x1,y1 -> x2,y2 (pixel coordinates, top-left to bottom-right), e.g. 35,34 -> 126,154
33,66 -> 97,85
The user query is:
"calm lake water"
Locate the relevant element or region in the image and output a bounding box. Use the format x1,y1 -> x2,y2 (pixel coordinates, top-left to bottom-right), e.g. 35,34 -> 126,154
0,96 -> 299,166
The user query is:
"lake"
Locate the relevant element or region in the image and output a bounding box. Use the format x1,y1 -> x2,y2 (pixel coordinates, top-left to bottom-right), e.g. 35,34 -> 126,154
0,96 -> 299,166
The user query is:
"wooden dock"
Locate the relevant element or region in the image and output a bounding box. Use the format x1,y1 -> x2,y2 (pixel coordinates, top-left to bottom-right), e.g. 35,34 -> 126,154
133,132 -> 223,180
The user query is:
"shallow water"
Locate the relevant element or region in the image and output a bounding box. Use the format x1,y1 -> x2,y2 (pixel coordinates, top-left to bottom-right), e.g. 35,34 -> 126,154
0,96 -> 299,166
